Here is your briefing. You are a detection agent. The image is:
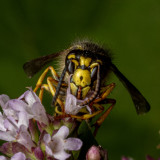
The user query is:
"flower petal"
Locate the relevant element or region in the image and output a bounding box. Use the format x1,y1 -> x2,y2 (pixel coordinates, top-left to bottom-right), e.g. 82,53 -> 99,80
45,145 -> 54,156
64,138 -> 83,151
11,152 -> 26,160
0,112 -> 6,131
53,126 -> 69,139
54,150 -> 71,160
33,147 -> 44,160
32,102 -> 48,125
4,117 -> 18,131
0,156 -> 8,160
17,125 -> 35,150
0,94 -> 10,109
65,91 -> 83,115
17,111 -> 29,128
0,142 -> 12,155
0,131 -> 15,141
7,99 -> 28,112
19,89 -> 40,106
43,134 -> 51,143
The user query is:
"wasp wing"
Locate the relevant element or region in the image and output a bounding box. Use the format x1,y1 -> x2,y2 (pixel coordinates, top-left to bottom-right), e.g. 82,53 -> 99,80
110,63 -> 150,114
23,51 -> 64,78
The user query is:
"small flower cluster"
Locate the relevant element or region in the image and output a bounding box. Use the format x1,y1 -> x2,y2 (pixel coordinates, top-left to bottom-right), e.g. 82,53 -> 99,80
0,89 -> 82,160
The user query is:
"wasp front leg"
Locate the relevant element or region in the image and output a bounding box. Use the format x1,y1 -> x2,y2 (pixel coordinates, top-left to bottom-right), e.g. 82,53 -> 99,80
93,83 -> 115,104
37,76 -> 65,114
34,66 -> 59,93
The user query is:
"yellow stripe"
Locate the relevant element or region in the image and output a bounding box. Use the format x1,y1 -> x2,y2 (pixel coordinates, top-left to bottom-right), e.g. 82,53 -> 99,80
68,54 -> 75,59
80,56 -> 85,66
80,56 -> 92,67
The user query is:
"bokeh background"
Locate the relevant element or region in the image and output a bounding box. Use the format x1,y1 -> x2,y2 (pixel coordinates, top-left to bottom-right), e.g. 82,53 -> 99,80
0,0 -> 160,159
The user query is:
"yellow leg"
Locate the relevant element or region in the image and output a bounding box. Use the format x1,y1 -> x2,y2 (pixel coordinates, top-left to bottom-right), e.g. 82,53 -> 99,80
39,84 -> 50,102
47,77 -> 65,113
55,109 -> 102,120
34,66 -> 59,92
36,76 -> 65,113
55,103 -> 104,121
93,83 -> 115,103
93,98 -> 116,136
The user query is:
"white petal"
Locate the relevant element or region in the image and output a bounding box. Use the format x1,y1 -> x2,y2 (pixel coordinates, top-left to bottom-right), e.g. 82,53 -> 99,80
17,112 -> 29,128
7,99 -> 28,112
54,150 -> 71,160
17,125 -> 35,150
0,94 -> 10,109
0,131 -> 15,141
64,138 -> 83,151
4,118 -> 17,131
11,152 -> 26,160
19,89 -> 40,106
50,137 -> 63,153
53,126 -> 69,139
0,113 -> 6,131
32,102 -> 48,125
3,107 -> 17,118
43,134 -> 51,143
45,145 -> 54,156
18,90 -> 29,100
65,92 -> 82,115
0,155 -> 8,160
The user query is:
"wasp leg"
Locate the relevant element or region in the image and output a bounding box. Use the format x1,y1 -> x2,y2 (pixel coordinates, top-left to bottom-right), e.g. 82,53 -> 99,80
55,109 -> 102,120
93,83 -> 115,103
39,84 -> 50,102
34,66 -> 59,92
55,103 -> 104,121
93,98 -> 116,136
36,76 -> 65,113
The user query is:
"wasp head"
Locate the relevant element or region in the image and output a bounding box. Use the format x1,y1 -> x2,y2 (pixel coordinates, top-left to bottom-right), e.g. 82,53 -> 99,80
65,42 -> 112,102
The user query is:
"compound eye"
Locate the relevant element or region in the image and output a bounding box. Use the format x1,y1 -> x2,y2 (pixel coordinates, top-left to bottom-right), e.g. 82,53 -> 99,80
91,66 -> 98,81
68,60 -> 75,74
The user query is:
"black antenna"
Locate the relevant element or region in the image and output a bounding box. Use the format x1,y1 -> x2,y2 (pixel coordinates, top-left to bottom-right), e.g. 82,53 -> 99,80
52,66 -> 67,106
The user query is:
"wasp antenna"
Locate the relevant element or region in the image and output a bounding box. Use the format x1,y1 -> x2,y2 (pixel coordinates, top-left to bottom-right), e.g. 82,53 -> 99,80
80,64 -> 101,106
52,66 -> 67,106
110,63 -> 150,114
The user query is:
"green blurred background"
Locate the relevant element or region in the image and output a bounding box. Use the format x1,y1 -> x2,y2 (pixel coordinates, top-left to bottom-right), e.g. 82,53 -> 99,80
0,0 -> 160,159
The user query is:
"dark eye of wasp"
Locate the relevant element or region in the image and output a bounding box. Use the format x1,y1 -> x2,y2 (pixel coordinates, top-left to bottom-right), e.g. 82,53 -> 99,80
91,66 -> 98,81
67,60 -> 75,74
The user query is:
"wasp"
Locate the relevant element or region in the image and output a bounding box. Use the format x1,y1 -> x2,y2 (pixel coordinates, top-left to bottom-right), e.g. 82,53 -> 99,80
23,41 -> 150,134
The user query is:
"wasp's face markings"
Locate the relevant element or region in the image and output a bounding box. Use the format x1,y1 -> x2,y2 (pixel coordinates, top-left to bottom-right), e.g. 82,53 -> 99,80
67,52 -> 102,100
72,69 -> 91,87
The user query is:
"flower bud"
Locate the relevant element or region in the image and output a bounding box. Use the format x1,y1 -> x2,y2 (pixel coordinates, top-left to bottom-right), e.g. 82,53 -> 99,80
86,146 -> 101,160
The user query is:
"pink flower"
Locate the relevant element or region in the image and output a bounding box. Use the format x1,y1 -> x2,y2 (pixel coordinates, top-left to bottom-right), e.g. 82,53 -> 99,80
8,89 -> 49,125
44,125 -> 83,160
0,152 -> 26,160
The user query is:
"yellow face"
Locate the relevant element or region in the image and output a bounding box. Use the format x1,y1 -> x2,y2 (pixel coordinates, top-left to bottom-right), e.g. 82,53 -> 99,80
72,69 -> 91,87
67,54 -> 102,100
